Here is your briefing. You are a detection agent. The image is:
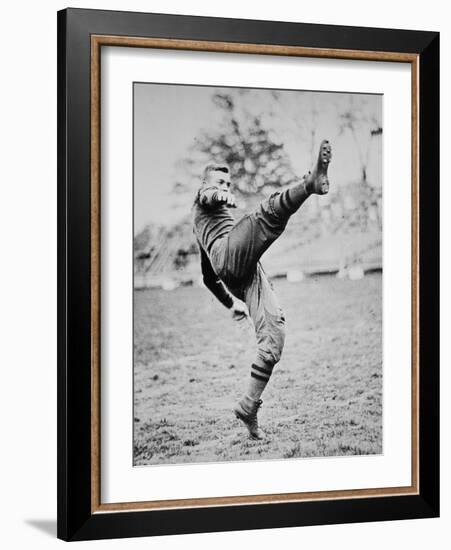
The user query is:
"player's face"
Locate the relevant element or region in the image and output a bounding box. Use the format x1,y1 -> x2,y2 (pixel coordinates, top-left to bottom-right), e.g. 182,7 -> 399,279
208,170 -> 232,192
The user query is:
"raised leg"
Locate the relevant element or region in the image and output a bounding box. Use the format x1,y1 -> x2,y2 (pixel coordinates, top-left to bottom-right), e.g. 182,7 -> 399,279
214,140 -> 332,287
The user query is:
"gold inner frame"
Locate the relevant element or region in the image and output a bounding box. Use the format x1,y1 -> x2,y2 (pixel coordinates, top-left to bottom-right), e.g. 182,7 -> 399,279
90,35 -> 419,514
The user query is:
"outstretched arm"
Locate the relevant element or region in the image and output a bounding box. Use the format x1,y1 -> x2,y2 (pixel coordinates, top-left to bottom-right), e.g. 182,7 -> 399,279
197,186 -> 237,208
199,246 -> 234,309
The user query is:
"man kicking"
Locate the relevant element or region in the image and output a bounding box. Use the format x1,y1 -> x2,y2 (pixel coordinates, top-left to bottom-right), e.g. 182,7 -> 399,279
192,140 -> 332,439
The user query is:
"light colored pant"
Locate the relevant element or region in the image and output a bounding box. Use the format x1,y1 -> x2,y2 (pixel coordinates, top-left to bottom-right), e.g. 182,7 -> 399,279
209,189 -> 304,369
244,264 -> 286,369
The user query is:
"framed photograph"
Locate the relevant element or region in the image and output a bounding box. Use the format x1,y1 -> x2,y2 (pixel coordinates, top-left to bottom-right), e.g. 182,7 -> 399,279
57,8 -> 439,541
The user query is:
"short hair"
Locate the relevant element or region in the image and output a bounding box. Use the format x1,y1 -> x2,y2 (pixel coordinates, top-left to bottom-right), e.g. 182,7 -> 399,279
202,163 -> 230,183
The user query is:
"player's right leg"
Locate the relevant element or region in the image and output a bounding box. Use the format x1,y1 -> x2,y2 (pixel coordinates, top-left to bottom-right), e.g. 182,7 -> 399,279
233,265 -> 286,439
218,140 -> 332,287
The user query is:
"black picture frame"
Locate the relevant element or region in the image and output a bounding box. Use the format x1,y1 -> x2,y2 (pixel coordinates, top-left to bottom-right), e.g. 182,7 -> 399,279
57,7 -> 439,541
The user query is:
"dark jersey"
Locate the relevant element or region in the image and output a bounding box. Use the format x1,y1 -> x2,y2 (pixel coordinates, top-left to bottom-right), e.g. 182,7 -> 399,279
192,186 -> 235,308
192,186 -> 235,253
198,245 -> 234,308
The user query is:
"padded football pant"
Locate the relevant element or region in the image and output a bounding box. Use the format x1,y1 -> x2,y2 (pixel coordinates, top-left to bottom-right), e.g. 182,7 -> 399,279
209,185 -> 309,369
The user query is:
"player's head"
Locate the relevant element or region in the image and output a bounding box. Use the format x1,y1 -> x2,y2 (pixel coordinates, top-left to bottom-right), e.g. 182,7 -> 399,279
202,164 -> 232,191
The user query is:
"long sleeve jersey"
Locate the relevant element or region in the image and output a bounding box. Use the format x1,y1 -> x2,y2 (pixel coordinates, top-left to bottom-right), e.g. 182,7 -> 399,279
192,185 -> 236,309
192,186 -> 235,253
198,245 -> 234,308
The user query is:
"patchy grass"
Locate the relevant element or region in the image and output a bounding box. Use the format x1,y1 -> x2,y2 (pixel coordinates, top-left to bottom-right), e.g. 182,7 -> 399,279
133,273 -> 382,465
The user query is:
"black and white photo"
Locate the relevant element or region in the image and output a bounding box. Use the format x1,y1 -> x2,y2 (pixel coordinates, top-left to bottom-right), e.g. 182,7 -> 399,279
133,83 -> 383,465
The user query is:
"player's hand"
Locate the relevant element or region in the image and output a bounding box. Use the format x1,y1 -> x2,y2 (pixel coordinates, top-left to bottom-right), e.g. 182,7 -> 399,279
215,190 -> 237,208
231,298 -> 249,322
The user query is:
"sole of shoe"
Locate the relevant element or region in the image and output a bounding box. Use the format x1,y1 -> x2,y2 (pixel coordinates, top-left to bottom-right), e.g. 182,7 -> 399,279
311,139 -> 332,195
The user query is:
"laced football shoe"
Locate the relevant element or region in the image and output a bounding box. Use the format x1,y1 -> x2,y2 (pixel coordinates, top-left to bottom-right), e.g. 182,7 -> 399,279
304,139 -> 332,195
233,397 -> 265,440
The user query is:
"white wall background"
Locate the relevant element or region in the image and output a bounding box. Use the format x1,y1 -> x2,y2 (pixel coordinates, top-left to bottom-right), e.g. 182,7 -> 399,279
0,1 -> 448,548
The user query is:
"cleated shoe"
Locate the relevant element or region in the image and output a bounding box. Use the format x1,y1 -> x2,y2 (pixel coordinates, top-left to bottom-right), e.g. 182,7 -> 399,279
233,396 -> 265,440
305,139 -> 332,195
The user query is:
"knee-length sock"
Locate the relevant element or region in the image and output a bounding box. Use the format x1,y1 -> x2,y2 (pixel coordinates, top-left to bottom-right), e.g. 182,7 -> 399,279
246,363 -> 274,401
270,178 -> 311,219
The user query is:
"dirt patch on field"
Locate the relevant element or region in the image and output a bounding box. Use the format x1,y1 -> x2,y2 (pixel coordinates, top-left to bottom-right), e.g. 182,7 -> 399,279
133,273 -> 382,465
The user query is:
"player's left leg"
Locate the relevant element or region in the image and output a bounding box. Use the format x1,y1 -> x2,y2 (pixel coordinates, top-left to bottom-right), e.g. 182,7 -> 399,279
233,264 -> 286,440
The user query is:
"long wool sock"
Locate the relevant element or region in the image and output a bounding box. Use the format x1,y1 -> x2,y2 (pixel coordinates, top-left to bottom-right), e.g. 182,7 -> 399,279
271,178 -> 311,218
246,364 -> 274,401
287,177 -> 312,207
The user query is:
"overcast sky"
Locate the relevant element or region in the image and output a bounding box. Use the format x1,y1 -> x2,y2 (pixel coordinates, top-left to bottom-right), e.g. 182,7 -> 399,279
134,83 -> 382,234
134,84 -> 219,233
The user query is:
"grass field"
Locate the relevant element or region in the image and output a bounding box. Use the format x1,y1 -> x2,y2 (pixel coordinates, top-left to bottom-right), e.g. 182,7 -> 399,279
133,273 -> 382,466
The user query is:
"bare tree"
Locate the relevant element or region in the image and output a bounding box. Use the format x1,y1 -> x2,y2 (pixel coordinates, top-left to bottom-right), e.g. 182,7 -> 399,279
174,89 -> 297,203
337,95 -> 382,187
